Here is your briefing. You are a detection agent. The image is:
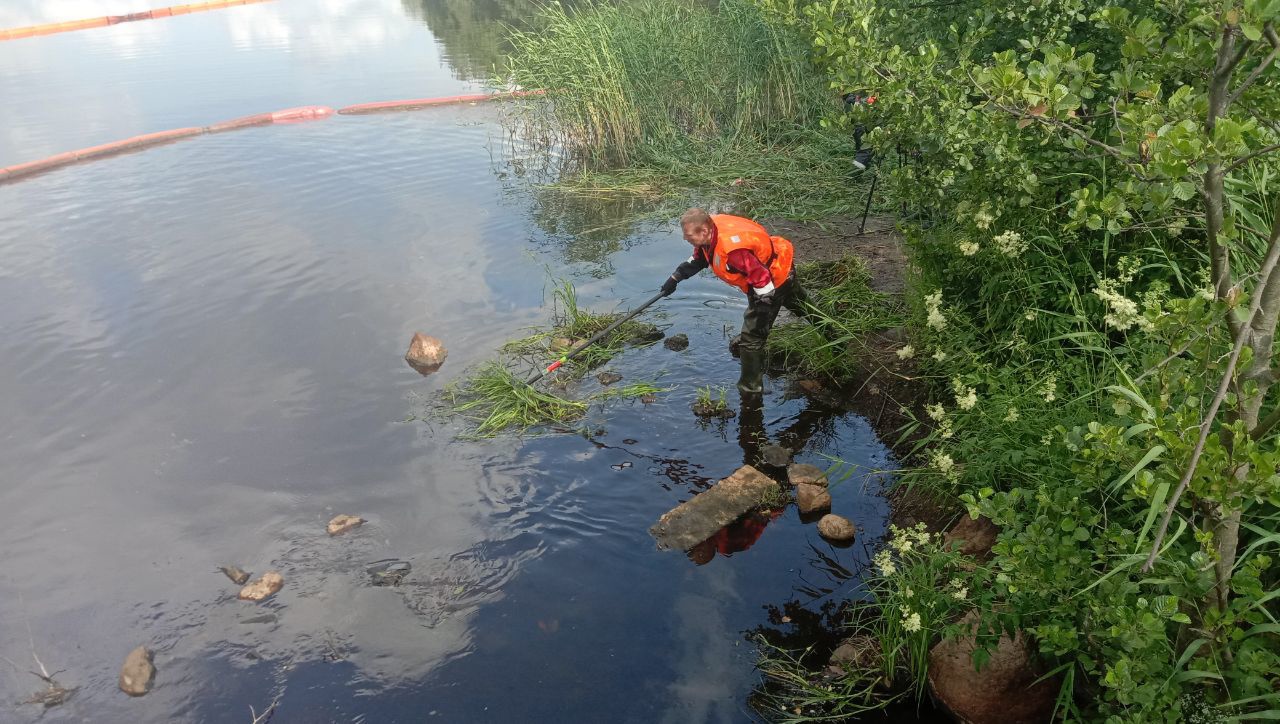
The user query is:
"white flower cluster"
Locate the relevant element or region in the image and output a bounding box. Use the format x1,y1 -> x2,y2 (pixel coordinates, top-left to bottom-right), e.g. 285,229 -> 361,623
926,402 -> 946,421
1003,407 -> 1020,422
1094,280 -> 1152,332
973,206 -> 995,230
874,549 -> 896,576
930,450 -> 959,482
925,290 -> 947,331
932,348 -> 948,362
958,239 -> 980,256
952,378 -> 977,410
949,579 -> 968,601
1042,373 -> 1057,403
993,230 -> 1028,257
897,344 -> 915,360
901,609 -> 922,633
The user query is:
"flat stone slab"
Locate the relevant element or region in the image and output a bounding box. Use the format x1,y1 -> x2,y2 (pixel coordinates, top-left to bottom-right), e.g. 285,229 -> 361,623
650,465 -> 776,551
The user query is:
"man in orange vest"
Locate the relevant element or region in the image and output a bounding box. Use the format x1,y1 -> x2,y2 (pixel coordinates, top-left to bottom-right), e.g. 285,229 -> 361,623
659,208 -> 822,393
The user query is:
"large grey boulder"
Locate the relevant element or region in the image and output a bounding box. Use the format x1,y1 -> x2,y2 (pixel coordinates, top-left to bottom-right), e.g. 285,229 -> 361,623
650,465 -> 776,550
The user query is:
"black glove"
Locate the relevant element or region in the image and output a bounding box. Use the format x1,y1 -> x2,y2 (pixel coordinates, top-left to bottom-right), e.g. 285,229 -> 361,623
661,276 -> 679,297
754,288 -> 776,305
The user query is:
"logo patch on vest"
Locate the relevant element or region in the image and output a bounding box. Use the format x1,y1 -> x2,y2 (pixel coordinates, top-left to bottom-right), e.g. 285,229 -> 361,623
730,235 -> 741,244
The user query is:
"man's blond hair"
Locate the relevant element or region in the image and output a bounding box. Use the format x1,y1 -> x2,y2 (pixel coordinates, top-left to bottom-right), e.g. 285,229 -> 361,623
680,208 -> 713,229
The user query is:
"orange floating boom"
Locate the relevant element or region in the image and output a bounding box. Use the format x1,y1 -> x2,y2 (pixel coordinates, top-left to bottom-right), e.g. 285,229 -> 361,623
337,89 -> 546,115
0,93 -> 538,185
0,0 -> 274,42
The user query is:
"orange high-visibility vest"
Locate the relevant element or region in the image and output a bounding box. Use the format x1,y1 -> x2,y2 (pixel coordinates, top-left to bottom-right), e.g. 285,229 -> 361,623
708,214 -> 794,294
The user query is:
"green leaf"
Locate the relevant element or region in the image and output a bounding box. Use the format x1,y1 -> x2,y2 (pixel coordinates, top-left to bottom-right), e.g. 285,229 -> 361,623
1172,181 -> 1196,200
1106,385 -> 1156,420
1109,445 -> 1166,492
1241,23 -> 1263,41
1135,481 -> 1171,551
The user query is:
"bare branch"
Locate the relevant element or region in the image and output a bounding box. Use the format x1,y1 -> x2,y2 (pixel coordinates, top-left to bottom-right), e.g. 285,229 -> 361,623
1227,143 -> 1280,175
1225,23 -> 1279,109
1134,328 -> 1211,383
1143,210 -> 1280,572
1253,404 -> 1280,441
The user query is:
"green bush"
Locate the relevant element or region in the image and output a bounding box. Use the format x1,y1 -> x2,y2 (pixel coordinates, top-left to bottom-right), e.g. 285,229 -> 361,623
757,0 -> 1280,719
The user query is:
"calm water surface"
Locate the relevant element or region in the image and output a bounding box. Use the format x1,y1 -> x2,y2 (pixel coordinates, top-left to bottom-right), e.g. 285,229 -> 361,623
0,2 -> 902,721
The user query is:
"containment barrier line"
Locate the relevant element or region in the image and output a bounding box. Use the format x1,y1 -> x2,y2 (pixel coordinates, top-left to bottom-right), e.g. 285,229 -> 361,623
0,0 -> 274,42
337,89 -> 546,115
0,91 -> 540,185
0,106 -> 334,185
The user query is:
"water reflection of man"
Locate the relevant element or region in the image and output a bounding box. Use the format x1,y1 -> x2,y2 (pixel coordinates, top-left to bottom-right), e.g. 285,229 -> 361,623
659,208 -> 824,394
685,508 -> 784,566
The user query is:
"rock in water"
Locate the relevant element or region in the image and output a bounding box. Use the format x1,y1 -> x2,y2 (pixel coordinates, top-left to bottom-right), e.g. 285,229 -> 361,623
118,646 -> 155,697
218,565 -> 251,585
827,635 -> 881,675
929,612 -> 1061,724
596,372 -> 623,386
663,333 -> 689,351
367,559 -> 411,586
761,444 -> 792,467
238,572 -> 284,602
405,332 -> 448,375
796,483 -> 832,515
327,514 -> 364,536
817,514 -> 856,542
787,463 -> 828,487
650,465 -> 776,550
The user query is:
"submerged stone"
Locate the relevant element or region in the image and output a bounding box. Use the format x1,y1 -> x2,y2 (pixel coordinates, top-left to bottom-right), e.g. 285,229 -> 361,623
761,444 -> 792,467
596,371 -> 623,386
367,559 -> 411,586
405,332 -> 448,375
663,333 -> 689,351
629,325 -> 665,343
118,646 -> 155,697
218,565 -> 251,585
650,465 -> 777,550
691,401 -> 735,419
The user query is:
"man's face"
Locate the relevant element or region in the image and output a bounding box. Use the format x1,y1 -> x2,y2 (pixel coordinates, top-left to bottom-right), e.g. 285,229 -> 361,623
682,221 -> 713,248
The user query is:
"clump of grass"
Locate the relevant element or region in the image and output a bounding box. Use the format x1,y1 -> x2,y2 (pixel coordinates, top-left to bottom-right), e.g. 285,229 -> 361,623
597,381 -> 669,400
757,484 -> 792,510
501,0 -> 874,220
768,255 -> 904,378
445,362 -> 587,438
752,628 -> 903,722
504,0 -> 829,168
504,279 -> 661,375
692,385 -> 735,418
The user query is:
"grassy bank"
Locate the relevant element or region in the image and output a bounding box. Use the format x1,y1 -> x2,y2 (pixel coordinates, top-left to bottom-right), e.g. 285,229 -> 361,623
504,0 -> 1280,721
751,0 -> 1280,721
501,0 -> 874,220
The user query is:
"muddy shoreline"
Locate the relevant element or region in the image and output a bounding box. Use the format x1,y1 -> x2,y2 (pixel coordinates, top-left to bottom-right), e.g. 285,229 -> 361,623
766,214 -> 957,532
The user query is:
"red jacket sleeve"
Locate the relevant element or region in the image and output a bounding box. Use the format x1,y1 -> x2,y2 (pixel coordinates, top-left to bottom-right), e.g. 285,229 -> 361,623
726,248 -> 773,290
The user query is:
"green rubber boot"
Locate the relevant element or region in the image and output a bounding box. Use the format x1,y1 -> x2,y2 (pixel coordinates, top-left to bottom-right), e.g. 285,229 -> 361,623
737,348 -> 766,394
